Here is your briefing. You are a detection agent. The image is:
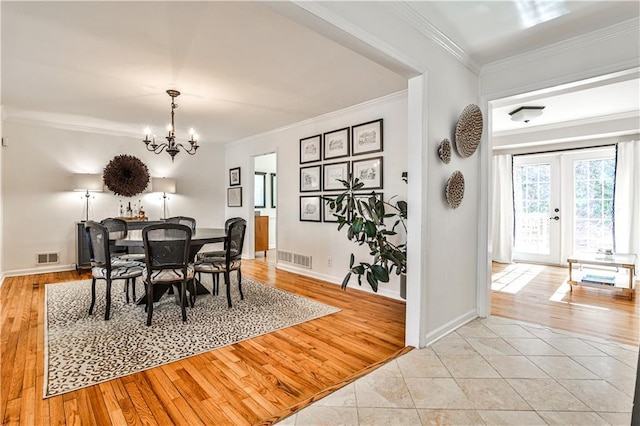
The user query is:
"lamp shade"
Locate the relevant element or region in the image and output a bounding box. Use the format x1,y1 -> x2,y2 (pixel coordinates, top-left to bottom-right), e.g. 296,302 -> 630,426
151,177 -> 176,194
72,173 -> 103,192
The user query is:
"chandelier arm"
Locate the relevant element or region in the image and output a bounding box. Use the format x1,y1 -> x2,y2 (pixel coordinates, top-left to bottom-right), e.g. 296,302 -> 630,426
175,143 -> 199,155
145,142 -> 169,155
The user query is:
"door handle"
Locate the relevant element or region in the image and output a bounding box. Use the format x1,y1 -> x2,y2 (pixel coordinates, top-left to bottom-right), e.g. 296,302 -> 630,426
550,216 -> 559,221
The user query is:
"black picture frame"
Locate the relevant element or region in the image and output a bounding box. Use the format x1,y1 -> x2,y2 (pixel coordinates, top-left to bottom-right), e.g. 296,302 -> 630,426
300,165 -> 322,192
300,196 -> 321,222
323,161 -> 350,191
254,172 -> 266,208
229,167 -> 241,186
352,119 -> 383,156
323,197 -> 340,223
227,187 -> 242,207
323,127 -> 350,160
300,134 -> 322,164
270,173 -> 276,208
352,156 -> 383,189
351,192 -> 384,222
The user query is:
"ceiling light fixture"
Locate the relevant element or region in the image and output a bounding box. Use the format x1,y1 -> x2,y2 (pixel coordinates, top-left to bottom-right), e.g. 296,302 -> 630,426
143,90 -> 199,162
509,106 -> 545,123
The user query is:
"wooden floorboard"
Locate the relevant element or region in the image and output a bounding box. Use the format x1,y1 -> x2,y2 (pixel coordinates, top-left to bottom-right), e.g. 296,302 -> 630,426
491,261 -> 640,346
1,261 -> 406,425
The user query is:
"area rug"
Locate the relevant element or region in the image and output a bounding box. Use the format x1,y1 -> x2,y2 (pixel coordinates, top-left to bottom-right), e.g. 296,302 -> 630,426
43,277 -> 340,398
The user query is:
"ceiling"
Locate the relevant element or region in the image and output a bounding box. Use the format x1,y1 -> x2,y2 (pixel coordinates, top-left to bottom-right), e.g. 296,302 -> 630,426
2,1 -> 639,145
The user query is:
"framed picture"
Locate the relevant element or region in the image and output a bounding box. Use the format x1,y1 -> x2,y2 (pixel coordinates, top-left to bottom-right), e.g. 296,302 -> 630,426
254,172 -> 266,208
352,119 -> 383,156
227,187 -> 242,207
323,197 -> 340,223
300,196 -> 321,222
300,165 -> 321,192
323,161 -> 349,191
352,192 -> 383,222
229,167 -> 241,186
270,173 -> 276,208
300,134 -> 322,164
323,127 -> 350,160
352,156 -> 383,189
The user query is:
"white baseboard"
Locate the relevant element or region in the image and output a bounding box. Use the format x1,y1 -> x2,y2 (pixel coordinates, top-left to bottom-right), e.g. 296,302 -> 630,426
424,309 -> 478,347
2,264 -> 77,278
275,262 -> 403,301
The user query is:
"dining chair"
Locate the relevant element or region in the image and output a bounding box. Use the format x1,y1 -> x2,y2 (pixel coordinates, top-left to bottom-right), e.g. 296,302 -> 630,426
194,218 -> 246,308
165,216 -> 196,230
142,223 -> 194,326
85,221 -> 144,320
196,216 -> 243,260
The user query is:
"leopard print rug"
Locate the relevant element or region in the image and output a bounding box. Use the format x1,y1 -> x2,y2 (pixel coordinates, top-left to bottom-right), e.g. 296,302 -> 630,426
44,276 -> 340,398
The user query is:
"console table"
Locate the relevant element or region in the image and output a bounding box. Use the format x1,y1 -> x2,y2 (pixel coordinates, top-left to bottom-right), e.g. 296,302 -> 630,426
567,252 -> 637,300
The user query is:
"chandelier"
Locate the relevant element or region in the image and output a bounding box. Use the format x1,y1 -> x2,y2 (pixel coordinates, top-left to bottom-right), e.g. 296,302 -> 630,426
143,89 -> 199,161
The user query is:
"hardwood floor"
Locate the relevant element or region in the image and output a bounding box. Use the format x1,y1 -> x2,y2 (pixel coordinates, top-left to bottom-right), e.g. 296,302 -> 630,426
1,260 -> 406,425
3,259 -> 638,425
492,261 -> 640,346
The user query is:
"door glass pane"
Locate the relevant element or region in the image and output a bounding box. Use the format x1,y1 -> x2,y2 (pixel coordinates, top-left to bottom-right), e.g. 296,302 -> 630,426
573,158 -> 615,252
514,163 -> 551,255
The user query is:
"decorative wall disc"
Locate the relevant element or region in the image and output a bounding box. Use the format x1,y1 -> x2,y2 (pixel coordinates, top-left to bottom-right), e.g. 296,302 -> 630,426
438,138 -> 451,164
103,154 -> 150,197
445,170 -> 465,209
454,104 -> 483,158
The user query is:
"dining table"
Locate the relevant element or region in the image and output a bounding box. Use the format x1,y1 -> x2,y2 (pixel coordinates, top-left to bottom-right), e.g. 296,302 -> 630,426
116,227 -> 226,304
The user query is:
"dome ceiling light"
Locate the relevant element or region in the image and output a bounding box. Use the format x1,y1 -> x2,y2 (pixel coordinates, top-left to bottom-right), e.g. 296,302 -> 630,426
509,106 -> 545,123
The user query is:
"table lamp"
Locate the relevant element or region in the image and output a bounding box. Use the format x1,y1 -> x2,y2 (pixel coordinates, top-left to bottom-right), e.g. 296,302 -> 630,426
72,173 -> 104,221
152,177 -> 176,219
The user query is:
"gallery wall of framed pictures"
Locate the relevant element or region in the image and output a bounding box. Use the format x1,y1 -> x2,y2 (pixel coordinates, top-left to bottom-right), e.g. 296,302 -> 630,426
298,118 -> 384,222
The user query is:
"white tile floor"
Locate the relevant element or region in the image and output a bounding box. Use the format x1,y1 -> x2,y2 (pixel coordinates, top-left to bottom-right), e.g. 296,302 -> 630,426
279,316 -> 638,425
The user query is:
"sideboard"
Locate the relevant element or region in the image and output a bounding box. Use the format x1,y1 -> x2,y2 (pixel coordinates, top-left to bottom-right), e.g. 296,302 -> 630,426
75,220 -> 164,274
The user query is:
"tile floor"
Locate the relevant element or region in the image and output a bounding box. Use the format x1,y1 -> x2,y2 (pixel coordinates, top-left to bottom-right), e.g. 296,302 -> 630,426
279,316 -> 638,425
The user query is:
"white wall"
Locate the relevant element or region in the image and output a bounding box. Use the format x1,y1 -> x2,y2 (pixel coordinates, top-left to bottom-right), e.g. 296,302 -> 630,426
254,153 -> 277,249
1,121 -> 225,274
226,92 -> 408,300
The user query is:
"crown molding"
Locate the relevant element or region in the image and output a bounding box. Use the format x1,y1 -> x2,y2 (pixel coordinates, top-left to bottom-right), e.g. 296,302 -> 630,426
481,18 -> 640,76
227,90 -> 408,148
4,114 -> 140,139
385,2 -> 481,75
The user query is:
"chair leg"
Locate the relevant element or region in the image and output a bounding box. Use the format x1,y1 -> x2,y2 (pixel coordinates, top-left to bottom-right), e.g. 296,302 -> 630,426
237,269 -> 244,300
105,279 -> 112,320
214,273 -> 219,295
89,277 -> 97,315
224,271 -> 232,308
189,279 -> 196,308
180,281 -> 187,322
131,278 -> 136,300
146,281 -> 154,326
125,279 -> 130,304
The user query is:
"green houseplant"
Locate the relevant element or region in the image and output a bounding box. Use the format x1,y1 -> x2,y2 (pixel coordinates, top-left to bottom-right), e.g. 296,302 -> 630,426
326,173 -> 407,292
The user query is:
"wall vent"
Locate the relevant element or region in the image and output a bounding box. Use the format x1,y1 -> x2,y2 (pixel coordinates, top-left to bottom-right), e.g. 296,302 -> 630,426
36,252 -> 59,265
277,250 -> 312,269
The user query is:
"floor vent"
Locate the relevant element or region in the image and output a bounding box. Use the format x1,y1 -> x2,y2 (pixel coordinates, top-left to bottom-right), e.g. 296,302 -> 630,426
36,252 -> 59,265
277,250 -> 312,269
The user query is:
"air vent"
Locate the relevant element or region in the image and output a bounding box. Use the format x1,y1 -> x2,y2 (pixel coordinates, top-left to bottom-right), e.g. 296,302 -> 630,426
277,250 -> 312,269
36,252 -> 59,265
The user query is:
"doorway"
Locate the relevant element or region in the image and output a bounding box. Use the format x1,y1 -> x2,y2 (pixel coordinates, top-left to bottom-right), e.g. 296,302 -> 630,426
253,152 -> 277,261
512,146 -> 616,265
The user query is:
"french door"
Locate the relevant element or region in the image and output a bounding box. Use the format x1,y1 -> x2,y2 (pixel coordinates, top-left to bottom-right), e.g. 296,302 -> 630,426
512,147 -> 616,265
513,154 -> 561,264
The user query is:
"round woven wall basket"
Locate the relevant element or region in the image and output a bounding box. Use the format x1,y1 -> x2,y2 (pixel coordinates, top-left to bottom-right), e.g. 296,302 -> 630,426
455,104 -> 483,158
438,138 -> 452,164
445,170 -> 465,209
103,154 -> 150,197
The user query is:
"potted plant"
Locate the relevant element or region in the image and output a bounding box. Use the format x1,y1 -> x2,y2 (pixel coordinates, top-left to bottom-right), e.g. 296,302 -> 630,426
326,173 -> 407,293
